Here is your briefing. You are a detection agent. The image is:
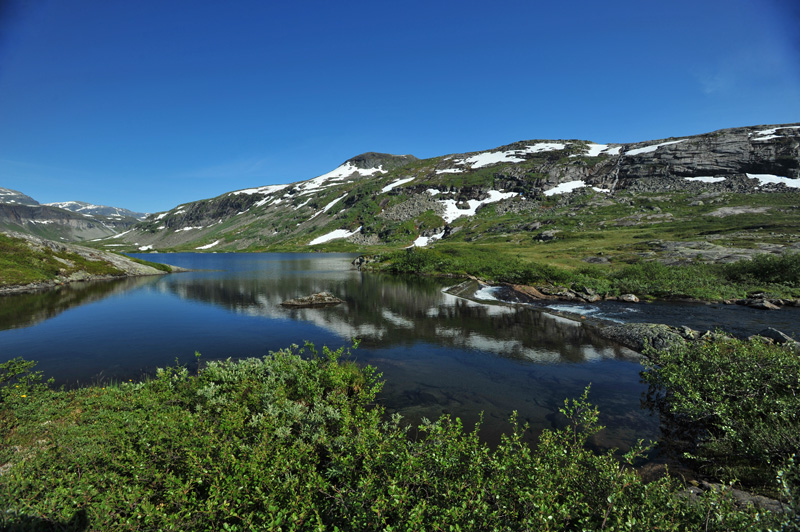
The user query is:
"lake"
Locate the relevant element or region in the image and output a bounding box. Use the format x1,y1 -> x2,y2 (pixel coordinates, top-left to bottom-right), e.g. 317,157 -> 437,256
9,252 -> 791,452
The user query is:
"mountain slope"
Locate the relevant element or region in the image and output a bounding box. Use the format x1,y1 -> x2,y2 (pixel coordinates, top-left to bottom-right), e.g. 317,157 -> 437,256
44,200 -> 148,221
102,123 -> 800,261
0,189 -> 141,241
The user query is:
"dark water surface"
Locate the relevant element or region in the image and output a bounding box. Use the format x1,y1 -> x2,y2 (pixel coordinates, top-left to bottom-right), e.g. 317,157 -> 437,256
9,252 -> 774,451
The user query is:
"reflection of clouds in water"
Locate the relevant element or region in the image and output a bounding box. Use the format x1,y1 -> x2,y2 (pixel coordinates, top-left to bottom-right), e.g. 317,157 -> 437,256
158,272 -> 639,363
381,309 -> 414,328
465,333 -> 560,363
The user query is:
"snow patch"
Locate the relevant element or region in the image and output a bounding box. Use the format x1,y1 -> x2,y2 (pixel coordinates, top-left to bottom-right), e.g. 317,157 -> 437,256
309,194 -> 348,220
543,181 -> 588,196
232,184 -> 289,196
175,226 -> 204,232
111,229 -> 132,239
196,240 -> 221,250
436,168 -> 464,174
426,189 -> 441,196
411,231 -> 445,247
138,245 -> 154,251
294,197 -> 313,210
745,173 -> 800,188
308,226 -> 362,246
625,139 -> 687,156
752,125 -> 800,140
465,151 -> 526,168
298,163 -> 386,196
463,143 -> 567,169
381,177 -> 415,193
571,143 -> 622,157
685,176 -> 726,183
154,212 -> 168,221
438,190 -> 517,223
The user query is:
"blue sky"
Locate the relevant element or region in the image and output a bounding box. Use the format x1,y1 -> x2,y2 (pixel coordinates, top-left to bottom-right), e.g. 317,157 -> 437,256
1,0 -> 798,214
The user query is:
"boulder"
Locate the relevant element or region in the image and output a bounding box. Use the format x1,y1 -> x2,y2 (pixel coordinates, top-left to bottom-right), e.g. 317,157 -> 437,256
598,323 -> 687,353
737,298 -> 781,310
281,292 -> 344,308
752,327 -> 796,345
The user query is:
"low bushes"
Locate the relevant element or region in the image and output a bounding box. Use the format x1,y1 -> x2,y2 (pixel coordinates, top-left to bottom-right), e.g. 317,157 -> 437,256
642,337 -> 800,506
0,344 -> 787,530
382,247 -> 800,301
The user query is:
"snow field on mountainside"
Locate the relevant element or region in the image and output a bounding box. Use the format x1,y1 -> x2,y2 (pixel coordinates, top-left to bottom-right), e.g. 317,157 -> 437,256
745,173 -> 800,188
381,177 -> 415,193
685,176 -> 726,183
438,190 -> 517,223
437,142 -> 568,173
308,226 -> 362,246
572,143 -> 622,157
751,125 -> 800,141
543,181 -> 610,196
196,240 -> 221,250
411,231 -> 445,247
625,139 -> 687,156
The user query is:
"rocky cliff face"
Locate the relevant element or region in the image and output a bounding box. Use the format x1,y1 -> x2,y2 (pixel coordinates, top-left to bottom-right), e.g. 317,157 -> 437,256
97,123 -> 799,253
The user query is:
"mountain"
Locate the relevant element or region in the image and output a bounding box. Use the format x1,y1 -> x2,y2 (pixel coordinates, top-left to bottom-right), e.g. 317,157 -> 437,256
0,187 -> 40,206
43,200 -> 148,221
0,188 -> 141,242
93,123 -> 800,260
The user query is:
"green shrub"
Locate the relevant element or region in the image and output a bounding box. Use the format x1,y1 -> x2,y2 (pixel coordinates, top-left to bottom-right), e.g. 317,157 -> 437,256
721,252 -> 800,285
0,346 -> 784,530
642,337 -> 800,497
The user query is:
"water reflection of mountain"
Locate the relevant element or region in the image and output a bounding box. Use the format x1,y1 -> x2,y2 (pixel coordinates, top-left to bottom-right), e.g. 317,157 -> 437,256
0,276 -> 160,331
160,272 -> 637,365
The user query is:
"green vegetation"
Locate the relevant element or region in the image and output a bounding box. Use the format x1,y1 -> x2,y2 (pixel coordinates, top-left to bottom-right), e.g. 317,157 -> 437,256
380,246 -> 800,301
0,233 -> 124,286
642,338 -> 800,502
2,345 -> 789,530
126,255 -> 173,273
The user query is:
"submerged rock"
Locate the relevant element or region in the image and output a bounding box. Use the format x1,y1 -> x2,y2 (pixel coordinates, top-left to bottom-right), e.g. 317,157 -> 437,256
280,291 -> 344,308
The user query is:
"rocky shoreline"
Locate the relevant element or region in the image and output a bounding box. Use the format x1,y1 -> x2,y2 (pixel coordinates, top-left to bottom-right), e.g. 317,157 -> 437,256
0,230 -> 185,296
444,279 -> 800,355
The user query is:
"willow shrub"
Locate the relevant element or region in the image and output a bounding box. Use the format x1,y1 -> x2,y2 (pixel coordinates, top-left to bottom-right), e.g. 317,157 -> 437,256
642,337 -> 800,502
0,345 -> 780,530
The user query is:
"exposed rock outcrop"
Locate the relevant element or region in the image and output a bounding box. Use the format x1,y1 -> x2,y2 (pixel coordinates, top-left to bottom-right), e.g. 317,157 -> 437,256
280,291 -> 344,308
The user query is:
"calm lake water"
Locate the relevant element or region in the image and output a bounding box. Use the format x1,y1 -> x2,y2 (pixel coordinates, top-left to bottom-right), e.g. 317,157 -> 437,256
8,252 -> 793,452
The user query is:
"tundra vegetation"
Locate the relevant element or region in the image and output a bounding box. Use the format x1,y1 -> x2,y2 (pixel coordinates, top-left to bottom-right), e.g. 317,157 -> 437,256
1,341 -> 798,530
380,245 -> 800,302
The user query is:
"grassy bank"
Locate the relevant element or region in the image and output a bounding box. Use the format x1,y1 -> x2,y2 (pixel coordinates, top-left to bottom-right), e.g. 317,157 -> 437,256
1,342 -> 797,530
0,232 -> 171,288
378,246 -> 800,301
0,233 -> 124,286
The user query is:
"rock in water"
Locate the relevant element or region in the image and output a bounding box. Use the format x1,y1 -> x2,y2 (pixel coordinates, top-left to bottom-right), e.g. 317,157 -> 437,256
280,291 -> 344,308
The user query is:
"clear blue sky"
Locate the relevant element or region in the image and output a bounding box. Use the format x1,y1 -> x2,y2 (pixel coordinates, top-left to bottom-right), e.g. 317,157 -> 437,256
1,0 -> 798,213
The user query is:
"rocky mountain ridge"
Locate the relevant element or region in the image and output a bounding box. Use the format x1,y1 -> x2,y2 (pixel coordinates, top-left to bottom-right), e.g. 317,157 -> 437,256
43,200 -> 148,221
0,187 -> 143,241
102,123 -> 799,255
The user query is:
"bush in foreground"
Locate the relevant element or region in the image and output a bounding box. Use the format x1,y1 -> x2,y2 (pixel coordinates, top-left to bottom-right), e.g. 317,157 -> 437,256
642,337 -> 800,507
0,345 -> 787,530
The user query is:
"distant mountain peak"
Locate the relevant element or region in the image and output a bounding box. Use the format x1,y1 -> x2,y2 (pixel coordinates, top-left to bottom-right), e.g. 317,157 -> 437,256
44,200 -> 148,221
0,187 -> 39,206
